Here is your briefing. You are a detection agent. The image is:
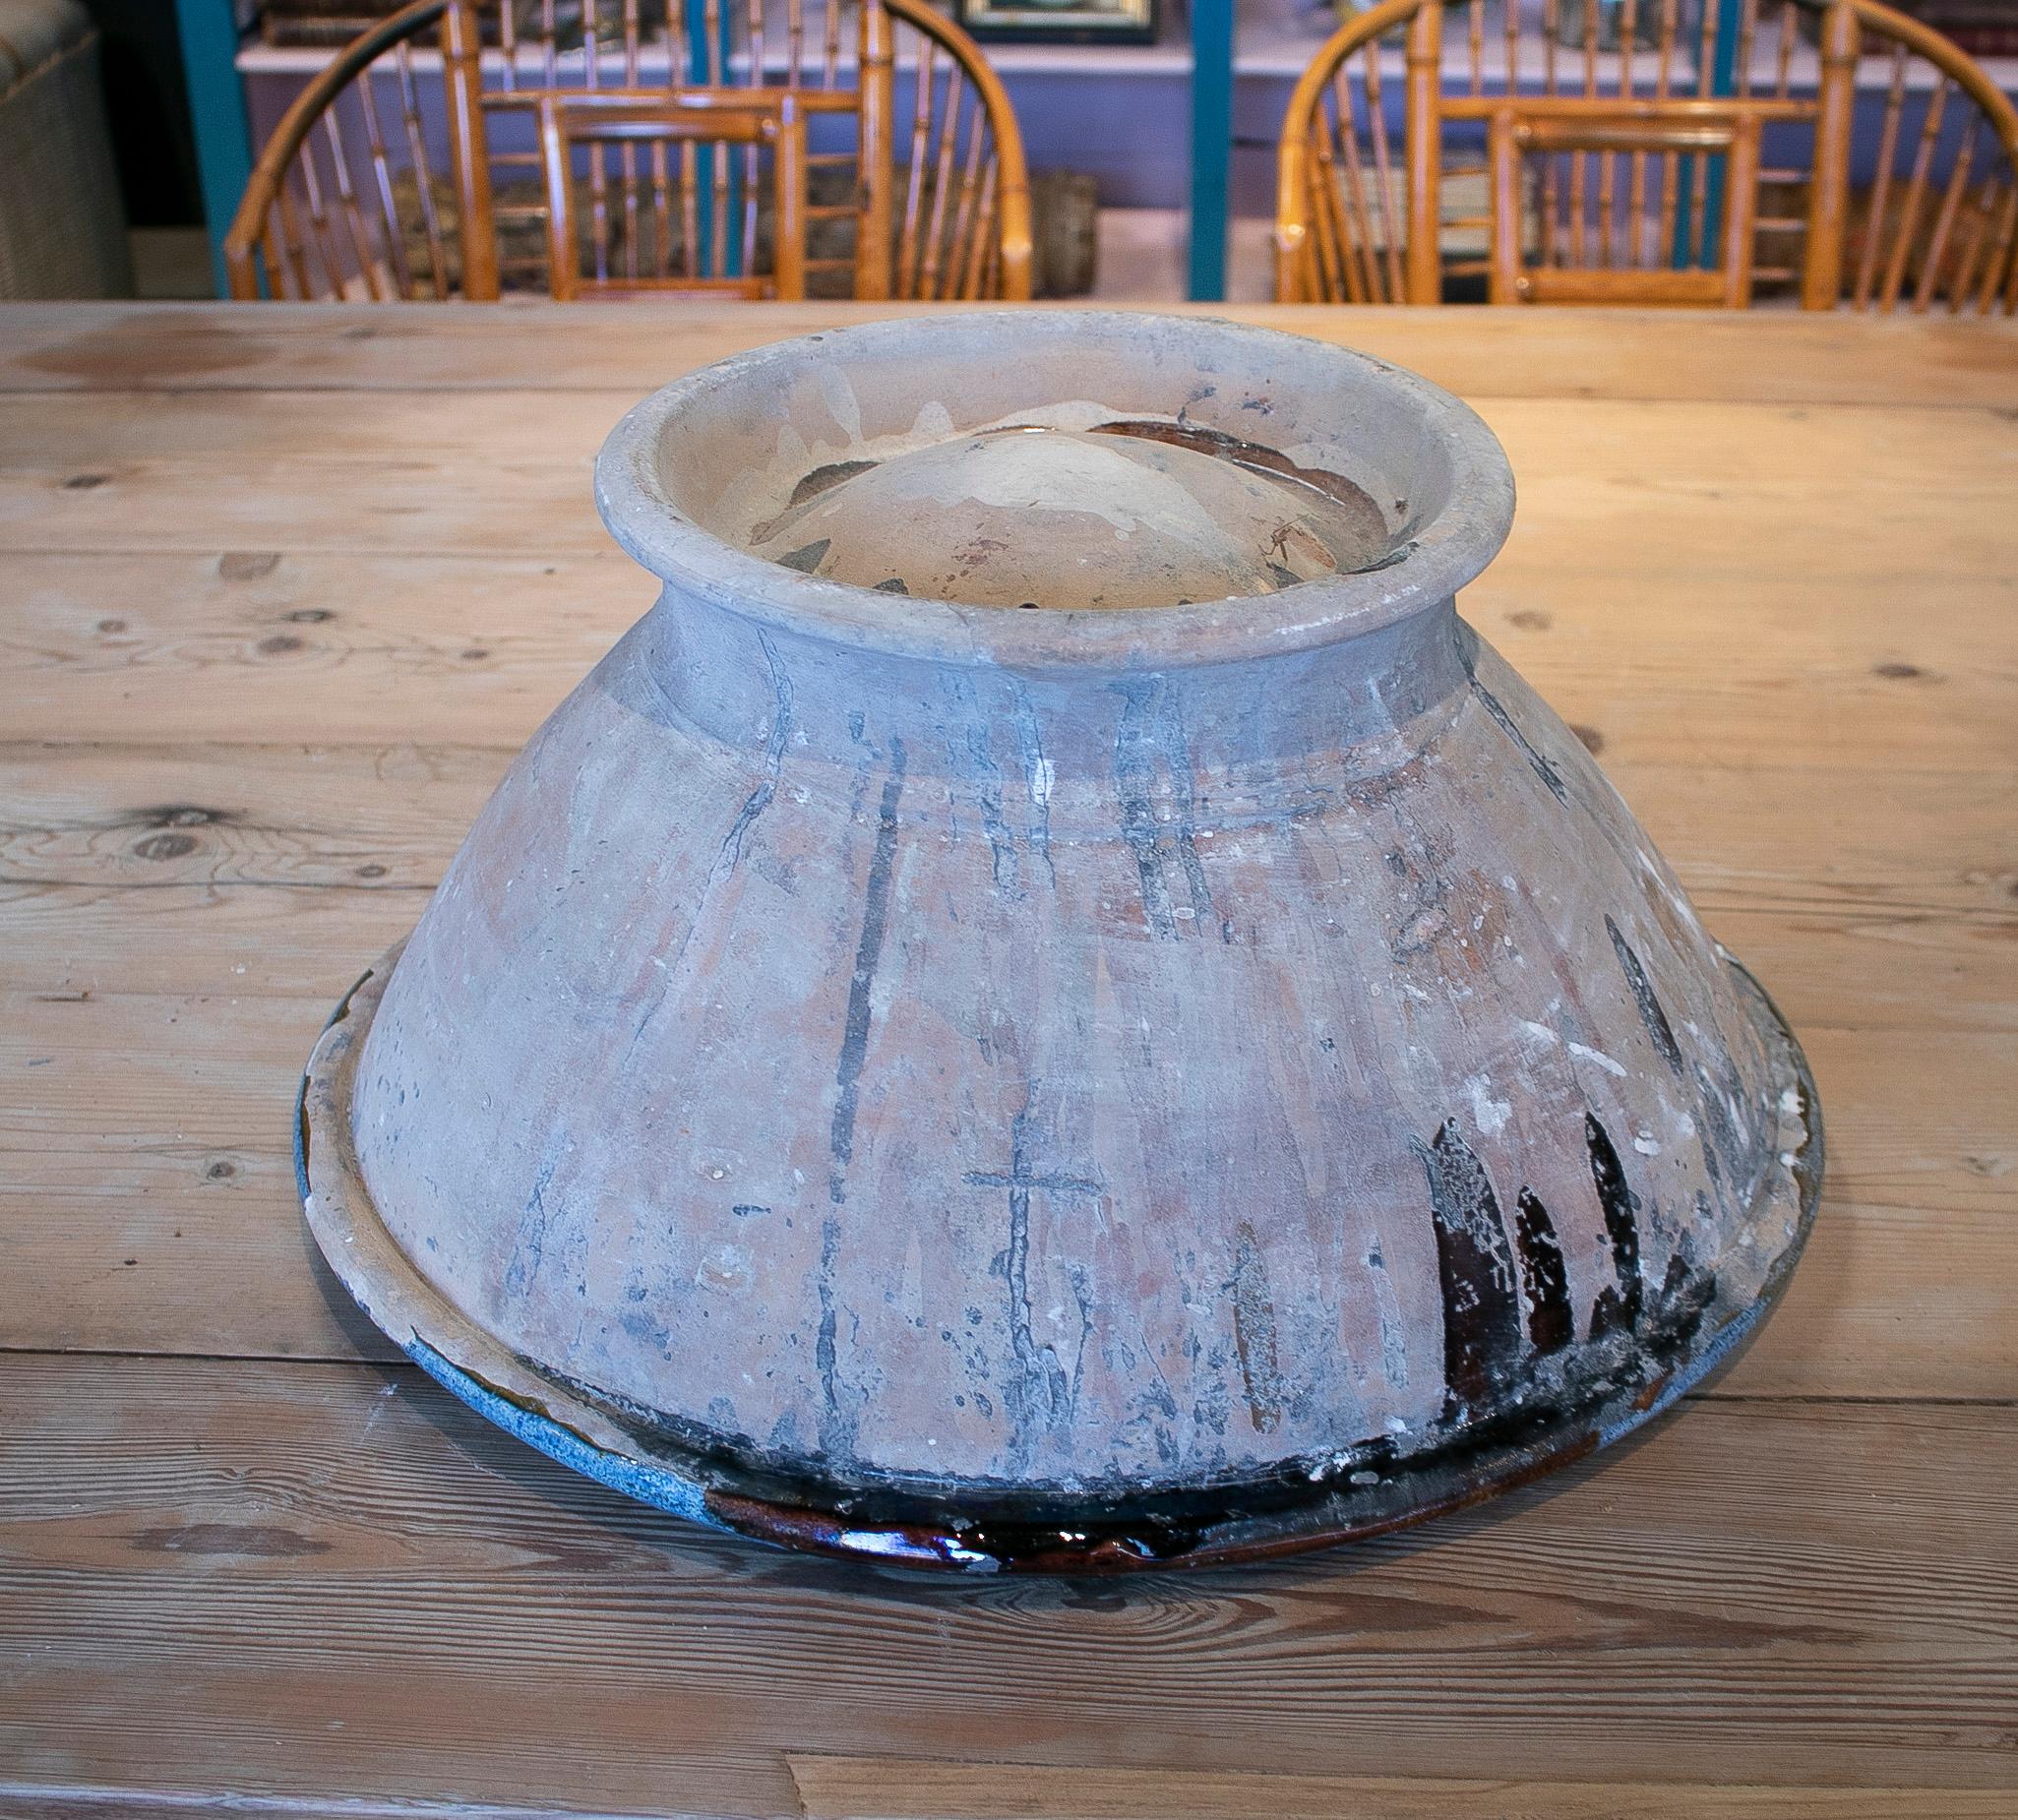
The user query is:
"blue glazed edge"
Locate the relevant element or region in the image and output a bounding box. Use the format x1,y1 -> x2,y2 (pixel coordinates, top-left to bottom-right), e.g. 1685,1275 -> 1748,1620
404,1336 -> 725,1534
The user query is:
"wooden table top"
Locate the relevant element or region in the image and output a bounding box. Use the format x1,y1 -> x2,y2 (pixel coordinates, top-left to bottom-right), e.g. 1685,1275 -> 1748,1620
2,300 -> 2014,1819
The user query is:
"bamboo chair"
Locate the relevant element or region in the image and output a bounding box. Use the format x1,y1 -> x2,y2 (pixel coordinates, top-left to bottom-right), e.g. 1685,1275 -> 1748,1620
222,0 -> 496,300
474,0 -> 1031,299
534,89 -> 806,296
472,1 -> 868,294
1275,0 -> 2018,313
860,0 -> 1033,299
227,1 -> 1029,303
1811,0 -> 2018,312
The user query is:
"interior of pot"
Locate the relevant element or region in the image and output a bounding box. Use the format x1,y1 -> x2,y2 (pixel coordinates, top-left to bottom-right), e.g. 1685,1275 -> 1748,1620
640,313 -> 1473,613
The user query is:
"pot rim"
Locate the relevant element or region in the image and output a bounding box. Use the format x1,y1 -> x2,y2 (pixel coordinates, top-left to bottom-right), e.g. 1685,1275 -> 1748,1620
593,310 -> 1517,673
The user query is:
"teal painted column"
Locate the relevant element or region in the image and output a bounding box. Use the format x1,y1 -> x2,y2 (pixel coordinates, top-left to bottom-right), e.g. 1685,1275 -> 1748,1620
683,0 -> 740,276
1674,0 -> 1745,266
174,0 -> 254,296
1700,0 -> 1743,263
1188,0 -> 1234,301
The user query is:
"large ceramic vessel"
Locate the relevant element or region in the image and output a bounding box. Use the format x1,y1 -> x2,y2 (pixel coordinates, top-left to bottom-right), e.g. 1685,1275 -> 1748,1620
301,312 -> 1820,1571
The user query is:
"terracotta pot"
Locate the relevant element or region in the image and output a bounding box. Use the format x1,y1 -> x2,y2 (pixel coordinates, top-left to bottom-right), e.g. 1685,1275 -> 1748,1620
301,312 -> 1820,1572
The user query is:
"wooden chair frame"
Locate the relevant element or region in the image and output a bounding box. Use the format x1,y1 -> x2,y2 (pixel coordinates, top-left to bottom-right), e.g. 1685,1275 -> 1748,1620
1276,0 -> 2018,312
223,0 -> 497,301
469,0 -> 868,299
473,0 -> 1030,302
483,78 -> 858,287
534,90 -> 808,300
1489,104 -> 1764,305
461,0 -> 1024,302
861,0 -> 1034,300
1806,0 -> 2018,311
227,1 -> 1031,305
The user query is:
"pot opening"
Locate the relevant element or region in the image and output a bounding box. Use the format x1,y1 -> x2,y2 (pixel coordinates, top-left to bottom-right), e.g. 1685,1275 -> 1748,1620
616,313 -> 1502,629
743,414 -> 1406,611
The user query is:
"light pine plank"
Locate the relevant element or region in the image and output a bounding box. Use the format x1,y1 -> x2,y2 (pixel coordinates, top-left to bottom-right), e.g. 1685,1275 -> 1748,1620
5,552 -> 2016,774
0,1357 -> 2011,1810
4,395 -> 2016,591
2,984 -> 2011,1393
0,880 -> 425,1002
1708,906 -> 2018,1037
0,1794 -> 755,1820
0,987 -> 386,1362
0,551 -> 643,750
0,741 -> 508,894
787,1757 -> 2018,1819
2,301 -> 2016,408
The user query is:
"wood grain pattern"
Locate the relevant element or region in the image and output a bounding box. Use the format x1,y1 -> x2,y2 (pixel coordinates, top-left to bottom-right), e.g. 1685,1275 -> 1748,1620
0,302 -> 2012,1816
789,1759 -> 2018,1819
6,393 -> 2015,576
2,302 -> 2015,406
1,1357 -> 2013,1811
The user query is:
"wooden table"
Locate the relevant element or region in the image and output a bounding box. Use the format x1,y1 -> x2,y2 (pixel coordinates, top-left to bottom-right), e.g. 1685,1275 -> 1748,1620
2,302 -> 2014,1818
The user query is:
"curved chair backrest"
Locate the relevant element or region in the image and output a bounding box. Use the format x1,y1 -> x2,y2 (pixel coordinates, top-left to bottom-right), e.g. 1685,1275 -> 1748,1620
224,0 -> 497,300
466,0 -> 1029,299
469,1 -> 865,294
1809,0 -> 2018,312
1276,0 -> 2018,313
230,0 -> 1031,304
860,0 -> 1033,300
483,0 -> 858,91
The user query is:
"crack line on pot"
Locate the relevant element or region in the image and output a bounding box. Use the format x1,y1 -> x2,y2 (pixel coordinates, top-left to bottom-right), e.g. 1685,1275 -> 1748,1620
820,738 -> 909,1459
968,1099 -> 1104,1474
1455,624 -> 1568,804
1606,912 -> 1685,1076
1112,676 -> 1217,940
710,631 -> 794,887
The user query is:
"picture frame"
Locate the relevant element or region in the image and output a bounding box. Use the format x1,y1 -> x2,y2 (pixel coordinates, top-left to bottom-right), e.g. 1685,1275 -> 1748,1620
955,0 -> 1159,47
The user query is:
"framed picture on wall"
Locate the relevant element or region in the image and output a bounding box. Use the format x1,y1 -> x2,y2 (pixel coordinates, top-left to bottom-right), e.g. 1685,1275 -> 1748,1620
955,0 -> 1159,45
